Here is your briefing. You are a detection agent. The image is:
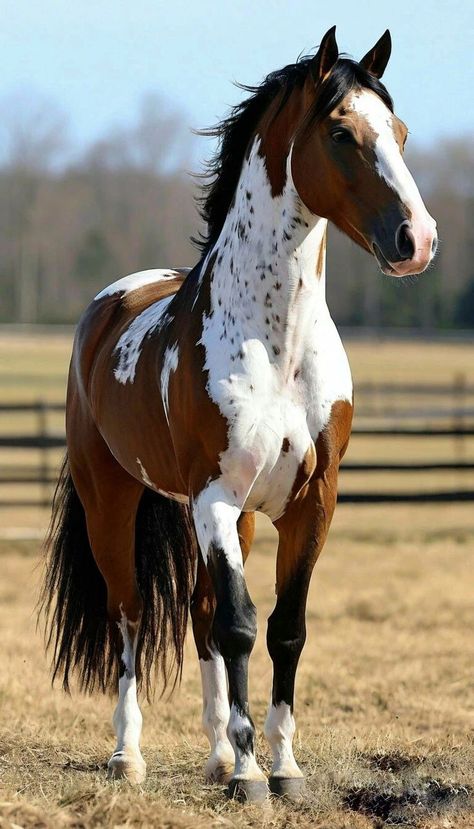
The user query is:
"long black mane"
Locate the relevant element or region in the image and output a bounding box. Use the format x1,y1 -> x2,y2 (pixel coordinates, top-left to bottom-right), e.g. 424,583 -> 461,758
194,55 -> 393,254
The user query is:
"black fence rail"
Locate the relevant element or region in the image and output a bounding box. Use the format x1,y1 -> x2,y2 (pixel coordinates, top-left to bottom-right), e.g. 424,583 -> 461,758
1,385 -> 474,506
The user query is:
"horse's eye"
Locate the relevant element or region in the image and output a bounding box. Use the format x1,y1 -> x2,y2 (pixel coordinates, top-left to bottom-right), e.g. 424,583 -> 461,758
331,128 -> 354,145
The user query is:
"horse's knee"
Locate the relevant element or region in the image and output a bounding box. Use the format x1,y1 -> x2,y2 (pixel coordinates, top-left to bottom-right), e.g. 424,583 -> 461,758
267,612 -> 306,666
208,544 -> 257,660
213,595 -> 257,662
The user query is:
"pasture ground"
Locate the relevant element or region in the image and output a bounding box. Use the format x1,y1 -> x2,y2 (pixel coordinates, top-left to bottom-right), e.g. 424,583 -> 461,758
0,331 -> 473,827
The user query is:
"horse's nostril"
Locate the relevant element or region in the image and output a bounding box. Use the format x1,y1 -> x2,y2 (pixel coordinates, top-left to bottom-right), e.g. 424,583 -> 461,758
431,235 -> 438,255
395,221 -> 415,261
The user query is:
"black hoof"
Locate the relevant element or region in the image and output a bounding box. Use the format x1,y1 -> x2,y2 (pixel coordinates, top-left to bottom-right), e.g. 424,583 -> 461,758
269,776 -> 305,801
227,778 -> 269,803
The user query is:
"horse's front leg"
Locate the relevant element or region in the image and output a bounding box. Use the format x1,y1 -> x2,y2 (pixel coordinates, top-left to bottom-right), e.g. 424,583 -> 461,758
191,512 -> 255,785
193,483 -> 267,803
265,469 -> 339,800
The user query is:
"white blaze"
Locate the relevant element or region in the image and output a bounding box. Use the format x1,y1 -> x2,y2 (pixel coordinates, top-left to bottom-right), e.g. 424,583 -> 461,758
349,90 -> 436,262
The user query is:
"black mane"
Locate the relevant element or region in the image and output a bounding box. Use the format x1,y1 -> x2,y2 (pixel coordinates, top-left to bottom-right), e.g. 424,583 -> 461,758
194,55 -> 393,254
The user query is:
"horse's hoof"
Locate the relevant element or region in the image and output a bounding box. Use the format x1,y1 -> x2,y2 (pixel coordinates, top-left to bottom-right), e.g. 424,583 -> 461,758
269,776 -> 305,801
227,778 -> 269,803
205,759 -> 234,785
107,752 -> 146,785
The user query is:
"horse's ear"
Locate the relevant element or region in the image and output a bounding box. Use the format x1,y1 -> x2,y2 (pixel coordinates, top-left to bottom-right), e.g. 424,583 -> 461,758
360,30 -> 392,78
310,26 -> 339,83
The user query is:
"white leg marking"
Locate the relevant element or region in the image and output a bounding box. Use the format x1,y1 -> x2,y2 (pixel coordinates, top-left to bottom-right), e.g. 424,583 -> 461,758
264,702 -> 303,779
200,656 -> 234,782
108,608 -> 146,784
192,480 -> 242,567
228,704 -> 266,781
193,484 -> 265,782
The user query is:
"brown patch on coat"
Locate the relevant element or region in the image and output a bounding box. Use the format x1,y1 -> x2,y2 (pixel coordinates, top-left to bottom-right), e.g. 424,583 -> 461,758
273,399 -> 353,586
256,83 -> 311,197
288,442 -> 317,502
121,274 -> 185,314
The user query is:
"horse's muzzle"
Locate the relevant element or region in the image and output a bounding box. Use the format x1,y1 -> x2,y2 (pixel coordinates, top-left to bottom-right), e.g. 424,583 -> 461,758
373,216 -> 438,277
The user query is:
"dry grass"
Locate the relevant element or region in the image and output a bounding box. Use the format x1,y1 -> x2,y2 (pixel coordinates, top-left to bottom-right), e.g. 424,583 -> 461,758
0,506 -> 473,828
0,331 -> 473,826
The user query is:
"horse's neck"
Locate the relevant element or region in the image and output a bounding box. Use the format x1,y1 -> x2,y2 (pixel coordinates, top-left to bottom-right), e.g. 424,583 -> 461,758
202,139 -> 329,371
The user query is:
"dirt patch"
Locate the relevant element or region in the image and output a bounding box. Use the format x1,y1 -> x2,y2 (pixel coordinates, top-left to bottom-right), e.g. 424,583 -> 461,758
365,751 -> 424,774
344,779 -> 471,826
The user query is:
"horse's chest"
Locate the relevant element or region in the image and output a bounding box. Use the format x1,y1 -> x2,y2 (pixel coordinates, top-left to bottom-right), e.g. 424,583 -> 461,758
203,313 -> 353,520
240,396 -> 315,518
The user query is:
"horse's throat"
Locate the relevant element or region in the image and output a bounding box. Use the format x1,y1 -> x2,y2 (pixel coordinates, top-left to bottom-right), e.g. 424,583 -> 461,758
204,138 -> 328,363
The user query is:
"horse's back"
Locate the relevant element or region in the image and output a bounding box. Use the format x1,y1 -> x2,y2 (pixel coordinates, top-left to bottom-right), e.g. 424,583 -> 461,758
92,267 -> 190,318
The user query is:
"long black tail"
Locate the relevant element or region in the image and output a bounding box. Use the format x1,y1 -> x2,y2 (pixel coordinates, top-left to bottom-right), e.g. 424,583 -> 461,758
40,456 -> 198,696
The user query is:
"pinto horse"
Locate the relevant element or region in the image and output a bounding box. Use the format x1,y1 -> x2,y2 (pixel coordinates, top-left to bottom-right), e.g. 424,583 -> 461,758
42,27 -> 437,802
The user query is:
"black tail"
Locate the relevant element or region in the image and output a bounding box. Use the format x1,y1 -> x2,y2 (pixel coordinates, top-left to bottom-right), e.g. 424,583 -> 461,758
40,456 -> 197,696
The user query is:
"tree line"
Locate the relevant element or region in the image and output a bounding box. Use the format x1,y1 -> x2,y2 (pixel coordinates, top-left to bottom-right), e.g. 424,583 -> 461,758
0,92 -> 473,329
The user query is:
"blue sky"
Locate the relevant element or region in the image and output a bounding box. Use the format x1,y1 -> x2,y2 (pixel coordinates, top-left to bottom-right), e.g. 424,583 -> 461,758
1,0 -> 472,166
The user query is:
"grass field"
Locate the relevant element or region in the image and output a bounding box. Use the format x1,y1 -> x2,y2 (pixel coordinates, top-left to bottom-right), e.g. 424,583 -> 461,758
0,331 -> 473,828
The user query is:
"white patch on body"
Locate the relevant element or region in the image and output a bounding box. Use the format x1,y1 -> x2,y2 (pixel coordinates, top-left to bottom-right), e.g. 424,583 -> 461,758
108,608 -> 145,780
192,481 -> 242,567
136,457 -> 155,488
137,456 -> 189,503
264,701 -> 303,778
94,268 -> 183,301
199,137 -> 352,521
135,457 -> 189,502
113,295 -> 173,384
199,656 -> 234,780
349,91 -> 435,234
156,488 -> 189,504
160,343 -> 179,425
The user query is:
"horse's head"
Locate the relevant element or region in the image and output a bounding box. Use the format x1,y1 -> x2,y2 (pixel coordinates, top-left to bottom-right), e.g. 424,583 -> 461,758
291,27 -> 437,276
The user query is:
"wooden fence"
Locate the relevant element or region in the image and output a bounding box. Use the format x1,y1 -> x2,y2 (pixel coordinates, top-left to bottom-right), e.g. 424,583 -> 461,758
1,379 -> 474,506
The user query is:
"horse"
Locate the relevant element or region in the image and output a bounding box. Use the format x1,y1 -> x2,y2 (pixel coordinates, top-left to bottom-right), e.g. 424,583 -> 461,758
42,26 -> 437,803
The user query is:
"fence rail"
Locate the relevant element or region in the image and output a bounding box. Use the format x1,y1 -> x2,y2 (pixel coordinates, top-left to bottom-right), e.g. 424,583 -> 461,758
1,385 -> 474,506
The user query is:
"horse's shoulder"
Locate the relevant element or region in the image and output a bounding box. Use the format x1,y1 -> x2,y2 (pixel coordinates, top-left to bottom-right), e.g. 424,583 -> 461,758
93,268 -> 189,316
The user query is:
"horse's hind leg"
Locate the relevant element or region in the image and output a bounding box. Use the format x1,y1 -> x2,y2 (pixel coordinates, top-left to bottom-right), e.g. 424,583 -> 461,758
68,420 -> 146,784
191,512 -> 255,786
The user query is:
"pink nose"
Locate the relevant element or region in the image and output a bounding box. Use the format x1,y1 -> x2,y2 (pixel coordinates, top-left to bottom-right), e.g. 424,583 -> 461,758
390,218 -> 438,276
